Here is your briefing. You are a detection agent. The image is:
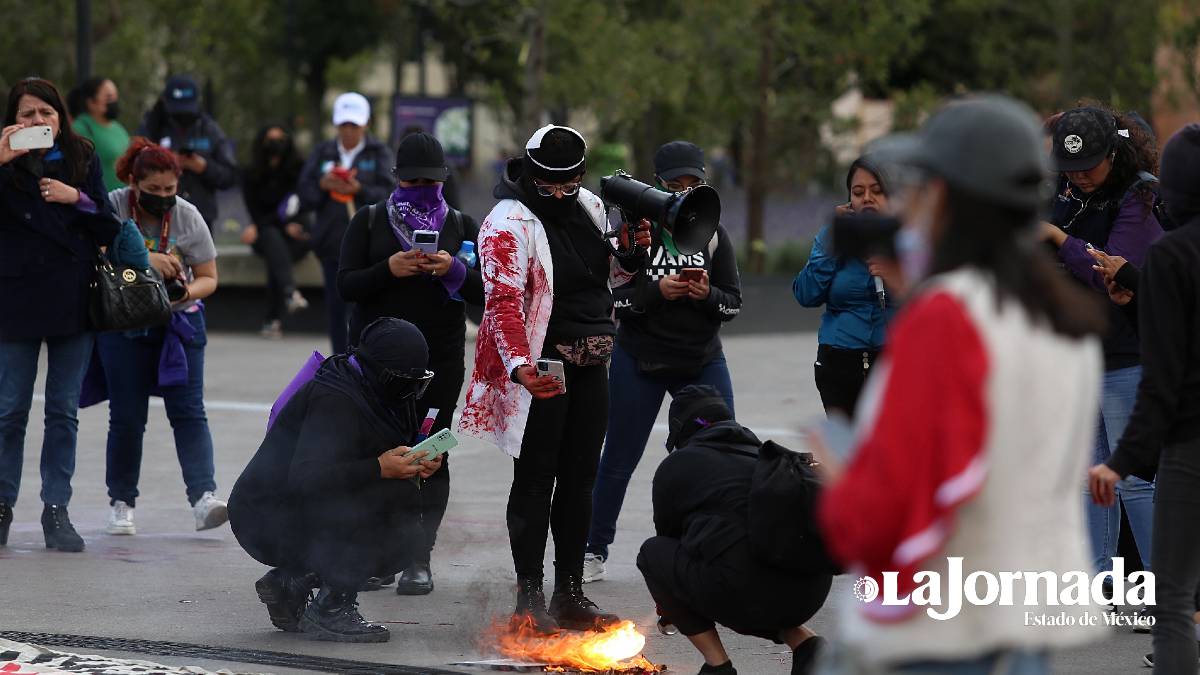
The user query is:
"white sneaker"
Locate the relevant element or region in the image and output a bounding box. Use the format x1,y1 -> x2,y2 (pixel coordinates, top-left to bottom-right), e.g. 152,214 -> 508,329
285,290 -> 309,314
106,501 -> 135,535
582,553 -> 606,583
193,491 -> 229,531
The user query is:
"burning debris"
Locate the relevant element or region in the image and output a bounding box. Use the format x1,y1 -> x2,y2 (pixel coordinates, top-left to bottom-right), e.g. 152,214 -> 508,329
461,618 -> 663,673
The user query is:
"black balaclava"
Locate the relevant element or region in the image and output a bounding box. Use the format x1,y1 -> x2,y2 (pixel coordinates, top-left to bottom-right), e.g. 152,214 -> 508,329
521,125 -> 586,220
1160,123 -> 1200,225
355,318 -> 430,417
665,385 -> 734,452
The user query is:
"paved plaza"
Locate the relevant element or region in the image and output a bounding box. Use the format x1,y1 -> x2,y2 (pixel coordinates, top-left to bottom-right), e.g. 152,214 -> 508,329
0,330 -> 1154,673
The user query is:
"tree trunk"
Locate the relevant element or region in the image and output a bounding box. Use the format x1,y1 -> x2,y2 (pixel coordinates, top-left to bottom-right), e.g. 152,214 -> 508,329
305,60 -> 327,145
744,4 -> 774,275
520,4 -> 546,140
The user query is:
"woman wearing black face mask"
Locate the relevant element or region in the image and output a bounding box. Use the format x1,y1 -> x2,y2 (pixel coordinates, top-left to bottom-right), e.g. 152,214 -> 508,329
242,125 -> 311,338
68,76 -> 129,192
92,137 -> 224,537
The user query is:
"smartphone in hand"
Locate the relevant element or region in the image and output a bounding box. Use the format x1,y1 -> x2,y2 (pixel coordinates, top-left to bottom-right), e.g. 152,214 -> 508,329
536,358 -> 566,394
680,268 -> 705,283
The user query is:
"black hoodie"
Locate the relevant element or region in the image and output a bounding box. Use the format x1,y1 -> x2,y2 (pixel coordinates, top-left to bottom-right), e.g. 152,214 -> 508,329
1108,125 -> 1200,481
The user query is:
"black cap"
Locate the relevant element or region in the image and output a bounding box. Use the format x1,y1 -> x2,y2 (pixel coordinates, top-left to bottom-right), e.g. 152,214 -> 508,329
393,132 -> 449,182
1052,108 -> 1116,173
524,125 -> 586,182
894,95 -> 1047,211
162,75 -> 200,116
654,141 -> 706,182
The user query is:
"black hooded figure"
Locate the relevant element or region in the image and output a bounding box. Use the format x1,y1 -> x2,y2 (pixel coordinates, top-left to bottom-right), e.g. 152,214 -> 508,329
638,385 -> 833,675
228,318 -> 443,643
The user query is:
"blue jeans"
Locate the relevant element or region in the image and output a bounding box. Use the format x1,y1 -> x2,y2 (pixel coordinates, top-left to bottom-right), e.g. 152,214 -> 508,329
97,309 -> 215,507
586,344 -> 735,560
890,649 -> 1048,674
321,256 -> 348,355
1085,365 -> 1154,572
0,333 -> 94,506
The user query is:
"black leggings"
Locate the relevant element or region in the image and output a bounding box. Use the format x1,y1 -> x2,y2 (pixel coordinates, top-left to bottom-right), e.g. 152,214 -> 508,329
813,344 -> 878,419
251,226 -> 308,322
1149,437 -> 1200,673
507,356 -> 608,579
411,356 -> 464,564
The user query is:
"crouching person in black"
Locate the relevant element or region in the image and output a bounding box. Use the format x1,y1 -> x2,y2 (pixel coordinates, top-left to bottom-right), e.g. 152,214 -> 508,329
638,386 -> 833,675
228,318 -> 443,643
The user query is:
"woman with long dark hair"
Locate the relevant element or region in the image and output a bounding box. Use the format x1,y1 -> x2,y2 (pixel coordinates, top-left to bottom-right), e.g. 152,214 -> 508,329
816,96 -> 1106,674
0,78 -> 120,552
1042,105 -> 1163,580
68,76 -> 130,192
241,124 -> 310,338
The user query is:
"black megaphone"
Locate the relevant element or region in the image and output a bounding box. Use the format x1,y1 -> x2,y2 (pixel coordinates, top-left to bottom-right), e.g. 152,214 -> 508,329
600,171 -> 721,256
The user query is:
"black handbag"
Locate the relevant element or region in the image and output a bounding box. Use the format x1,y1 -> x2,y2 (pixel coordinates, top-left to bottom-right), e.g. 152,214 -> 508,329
89,253 -> 172,332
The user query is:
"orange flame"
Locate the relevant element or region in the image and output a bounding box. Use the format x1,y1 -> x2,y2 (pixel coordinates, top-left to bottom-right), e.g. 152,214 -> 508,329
488,617 -> 664,672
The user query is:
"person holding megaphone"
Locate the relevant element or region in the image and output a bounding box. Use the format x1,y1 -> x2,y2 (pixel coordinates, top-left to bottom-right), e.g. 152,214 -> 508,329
583,141 -> 742,584
460,125 -> 649,634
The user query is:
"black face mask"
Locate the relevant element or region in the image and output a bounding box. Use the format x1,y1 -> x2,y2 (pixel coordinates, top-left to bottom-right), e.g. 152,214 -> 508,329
104,101 -> 120,121
520,174 -> 579,221
138,192 -> 176,218
263,139 -> 289,156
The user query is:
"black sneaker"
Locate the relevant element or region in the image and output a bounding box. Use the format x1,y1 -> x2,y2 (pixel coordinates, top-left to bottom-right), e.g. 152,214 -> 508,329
1133,606 -> 1152,634
360,574 -> 396,592
548,574 -> 620,631
255,569 -> 314,632
41,504 -> 84,552
791,636 -> 826,675
698,661 -> 736,675
299,588 -> 389,643
395,562 -> 433,596
0,501 -> 11,546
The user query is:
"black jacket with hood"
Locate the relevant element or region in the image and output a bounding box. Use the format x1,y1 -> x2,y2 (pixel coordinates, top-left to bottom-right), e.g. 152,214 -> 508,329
138,103 -> 239,228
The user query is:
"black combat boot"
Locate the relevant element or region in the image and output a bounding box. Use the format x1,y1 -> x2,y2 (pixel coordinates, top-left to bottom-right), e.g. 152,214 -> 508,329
548,573 -> 620,631
255,569 -> 315,632
513,575 -> 559,634
41,504 -> 84,552
299,587 -> 389,643
0,501 -> 11,546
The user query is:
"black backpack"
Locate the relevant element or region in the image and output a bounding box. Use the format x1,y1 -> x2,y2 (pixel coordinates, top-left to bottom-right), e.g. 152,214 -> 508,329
743,440 -> 841,575
1125,171 -> 1178,231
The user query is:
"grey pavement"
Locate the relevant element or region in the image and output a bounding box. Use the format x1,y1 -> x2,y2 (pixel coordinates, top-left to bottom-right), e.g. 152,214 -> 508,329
1,330 -> 1154,673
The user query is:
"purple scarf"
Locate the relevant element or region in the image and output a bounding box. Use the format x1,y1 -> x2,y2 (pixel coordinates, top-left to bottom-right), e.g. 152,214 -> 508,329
386,183 -> 466,299
387,183 -> 448,249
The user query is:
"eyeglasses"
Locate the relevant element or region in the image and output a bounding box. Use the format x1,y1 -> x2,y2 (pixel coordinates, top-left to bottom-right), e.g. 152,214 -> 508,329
662,179 -> 706,194
532,179 -> 582,197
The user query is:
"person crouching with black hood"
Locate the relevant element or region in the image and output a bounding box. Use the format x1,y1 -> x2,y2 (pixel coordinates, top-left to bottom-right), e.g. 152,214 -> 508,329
228,318 -> 443,643
460,125 -> 650,633
638,385 -> 833,675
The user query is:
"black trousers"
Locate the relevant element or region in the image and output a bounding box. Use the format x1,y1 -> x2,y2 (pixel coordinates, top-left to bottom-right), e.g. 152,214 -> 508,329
235,483 -> 428,593
1149,437 -> 1200,674
813,344 -> 878,419
409,350 -> 465,564
638,535 -> 832,640
507,355 -> 608,579
320,256 -> 349,355
251,226 -> 308,322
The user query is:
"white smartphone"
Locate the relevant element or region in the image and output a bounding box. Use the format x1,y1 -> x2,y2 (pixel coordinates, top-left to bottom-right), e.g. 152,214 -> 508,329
535,358 -> 566,394
413,230 -> 439,255
9,125 -> 54,151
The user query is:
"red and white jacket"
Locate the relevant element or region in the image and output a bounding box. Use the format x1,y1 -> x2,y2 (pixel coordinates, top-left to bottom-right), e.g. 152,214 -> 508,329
818,268 -> 1104,662
458,189 -> 634,457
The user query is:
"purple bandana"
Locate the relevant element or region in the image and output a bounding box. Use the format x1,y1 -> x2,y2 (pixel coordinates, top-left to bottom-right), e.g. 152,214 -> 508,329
387,183 -> 448,249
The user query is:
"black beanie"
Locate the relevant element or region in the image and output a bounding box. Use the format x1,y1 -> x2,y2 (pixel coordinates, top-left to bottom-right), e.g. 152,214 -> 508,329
523,125 -> 587,183
665,385 -> 734,452
357,317 -> 429,374
1161,123 -> 1200,224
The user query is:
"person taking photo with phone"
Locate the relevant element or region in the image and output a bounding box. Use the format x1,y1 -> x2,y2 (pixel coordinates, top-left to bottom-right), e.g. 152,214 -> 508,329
137,75 -> 238,229
337,131 -> 483,595
793,154 -> 901,419
86,138 -> 223,537
229,318 -> 444,643
0,77 -> 120,552
460,125 -> 649,633
583,141 -> 741,584
298,92 -> 394,355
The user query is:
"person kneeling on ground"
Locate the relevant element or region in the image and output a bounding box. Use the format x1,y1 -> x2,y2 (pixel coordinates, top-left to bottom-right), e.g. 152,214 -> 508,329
228,318 -> 443,643
638,385 -> 834,675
